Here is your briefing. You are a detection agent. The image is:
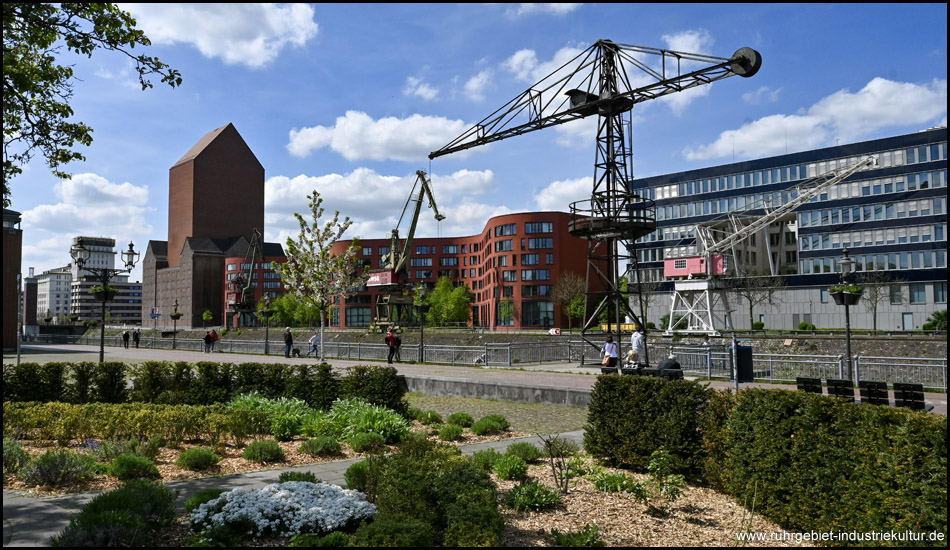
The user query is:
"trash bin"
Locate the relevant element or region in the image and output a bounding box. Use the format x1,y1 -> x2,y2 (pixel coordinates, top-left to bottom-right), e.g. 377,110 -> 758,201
730,345 -> 754,382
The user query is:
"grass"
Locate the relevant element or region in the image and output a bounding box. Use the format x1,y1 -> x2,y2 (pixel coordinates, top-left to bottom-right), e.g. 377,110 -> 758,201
405,393 -> 588,435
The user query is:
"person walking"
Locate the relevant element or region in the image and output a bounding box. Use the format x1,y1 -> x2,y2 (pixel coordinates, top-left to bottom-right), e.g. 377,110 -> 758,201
601,335 -> 619,368
210,329 -> 219,352
306,331 -> 320,357
132,329 -> 140,349
386,330 -> 397,364
284,328 -> 294,358
122,330 -> 130,349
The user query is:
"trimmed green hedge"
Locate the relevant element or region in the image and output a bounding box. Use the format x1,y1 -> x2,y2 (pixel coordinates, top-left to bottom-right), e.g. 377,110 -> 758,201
583,375 -> 711,476
4,362 -> 403,412
584,375 -> 948,545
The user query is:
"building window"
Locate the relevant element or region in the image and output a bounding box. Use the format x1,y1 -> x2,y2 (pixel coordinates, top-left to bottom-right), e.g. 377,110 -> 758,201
528,238 -> 553,249
362,247 -> 372,256
522,301 -> 554,327
494,224 -> 517,237
415,245 -> 430,255
521,253 -> 539,265
909,283 -> 926,304
525,222 -> 553,234
411,258 -> 432,267
889,285 -> 903,304
935,282 -> 948,303
502,270 -> 517,282
443,245 -> 459,254
495,240 -> 513,252
440,257 -> 459,266
496,300 -> 515,326
415,270 -> 432,279
521,269 -> 550,281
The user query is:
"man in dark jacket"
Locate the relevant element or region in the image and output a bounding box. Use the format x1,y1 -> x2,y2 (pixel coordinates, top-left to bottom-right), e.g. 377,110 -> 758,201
657,354 -> 681,372
284,328 -> 293,358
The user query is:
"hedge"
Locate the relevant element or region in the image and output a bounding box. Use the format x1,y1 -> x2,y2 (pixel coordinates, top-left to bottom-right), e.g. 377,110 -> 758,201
4,362 -> 403,412
584,375 -> 947,546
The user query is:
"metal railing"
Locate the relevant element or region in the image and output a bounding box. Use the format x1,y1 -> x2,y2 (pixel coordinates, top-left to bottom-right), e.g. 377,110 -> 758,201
26,334 -> 947,390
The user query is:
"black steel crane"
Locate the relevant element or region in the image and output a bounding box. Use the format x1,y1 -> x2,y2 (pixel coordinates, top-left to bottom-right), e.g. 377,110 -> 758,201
229,228 -> 265,328
368,170 -> 445,332
429,39 -> 762,363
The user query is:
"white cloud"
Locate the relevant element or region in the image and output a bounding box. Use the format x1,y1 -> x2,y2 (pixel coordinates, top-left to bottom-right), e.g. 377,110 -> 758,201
505,4 -> 582,17
287,111 -> 469,161
123,3 -> 318,68
20,173 -> 154,273
533,177 -> 591,212
464,69 -> 494,101
264,168 -> 498,244
404,77 -> 439,100
684,77 -> 948,161
743,86 -> 782,105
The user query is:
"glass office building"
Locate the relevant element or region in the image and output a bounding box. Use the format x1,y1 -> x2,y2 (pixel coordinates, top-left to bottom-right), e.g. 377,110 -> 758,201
632,126 -> 947,331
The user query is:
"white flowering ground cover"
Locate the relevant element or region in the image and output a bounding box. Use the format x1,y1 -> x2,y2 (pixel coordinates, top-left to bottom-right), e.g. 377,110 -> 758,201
189,481 -> 376,539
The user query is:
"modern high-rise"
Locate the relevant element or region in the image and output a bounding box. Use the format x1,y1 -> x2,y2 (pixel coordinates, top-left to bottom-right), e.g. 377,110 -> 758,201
633,126 -> 947,331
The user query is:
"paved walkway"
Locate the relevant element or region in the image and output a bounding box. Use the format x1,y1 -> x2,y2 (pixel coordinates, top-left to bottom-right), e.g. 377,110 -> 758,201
2,343 -> 945,546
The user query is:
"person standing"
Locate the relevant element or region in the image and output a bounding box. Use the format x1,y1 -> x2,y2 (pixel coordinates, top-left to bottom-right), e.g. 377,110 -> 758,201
601,336 -> 619,368
630,328 -> 645,365
132,329 -> 140,349
394,333 -> 402,362
284,328 -> 294,358
202,331 -> 212,353
386,330 -> 397,364
122,330 -> 130,349
210,329 -> 219,352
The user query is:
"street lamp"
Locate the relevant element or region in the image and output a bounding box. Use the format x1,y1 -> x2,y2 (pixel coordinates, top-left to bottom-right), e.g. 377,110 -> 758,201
70,238 -> 139,363
171,299 -> 180,350
417,302 -> 430,363
837,249 -> 857,380
261,296 -> 273,356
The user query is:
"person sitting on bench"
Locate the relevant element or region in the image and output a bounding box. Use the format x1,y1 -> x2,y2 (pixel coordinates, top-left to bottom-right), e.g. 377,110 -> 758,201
657,354 -> 681,372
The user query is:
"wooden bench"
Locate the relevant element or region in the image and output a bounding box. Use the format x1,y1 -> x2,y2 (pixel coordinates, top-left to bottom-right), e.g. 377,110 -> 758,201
796,377 -> 822,394
893,382 -> 934,412
826,379 -> 855,402
858,380 -> 890,406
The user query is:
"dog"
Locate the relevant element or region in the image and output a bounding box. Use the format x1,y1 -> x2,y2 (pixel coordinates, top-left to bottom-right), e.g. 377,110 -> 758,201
291,348 -> 301,358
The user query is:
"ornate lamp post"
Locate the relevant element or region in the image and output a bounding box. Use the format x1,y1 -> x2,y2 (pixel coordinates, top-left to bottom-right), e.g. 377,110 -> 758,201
70,238 -> 139,363
171,299 -> 180,350
836,249 -> 859,380
261,296 -> 273,356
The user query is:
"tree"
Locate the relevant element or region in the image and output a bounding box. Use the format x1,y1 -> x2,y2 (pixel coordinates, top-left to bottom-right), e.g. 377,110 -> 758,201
273,191 -> 364,362
855,271 -> 904,333
421,276 -> 473,326
552,271 -> 585,330
730,273 -> 785,330
202,309 -> 213,328
923,310 -> 947,331
3,3 -> 182,206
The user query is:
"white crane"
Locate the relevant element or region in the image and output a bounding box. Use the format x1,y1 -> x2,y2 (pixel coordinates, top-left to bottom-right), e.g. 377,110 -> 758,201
663,155 -> 877,335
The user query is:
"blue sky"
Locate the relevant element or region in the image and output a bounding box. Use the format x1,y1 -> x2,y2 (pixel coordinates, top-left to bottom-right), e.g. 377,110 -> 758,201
10,3 -> 948,283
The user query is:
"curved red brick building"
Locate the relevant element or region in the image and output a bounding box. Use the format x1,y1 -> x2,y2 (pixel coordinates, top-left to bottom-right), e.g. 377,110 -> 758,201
331,211 -> 600,330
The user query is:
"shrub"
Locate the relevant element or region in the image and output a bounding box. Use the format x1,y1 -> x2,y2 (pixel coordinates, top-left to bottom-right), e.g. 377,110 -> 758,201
339,365 -> 408,416
438,424 -> 463,441
3,436 -> 30,474
551,524 -> 605,547
417,410 -> 443,425
108,453 -> 160,480
175,447 -> 221,471
94,362 -> 128,403
583,375 -> 710,476
349,517 -> 435,547
242,440 -> 285,463
492,454 -> 528,481
289,531 -> 350,547
348,432 -> 385,454
185,488 -> 225,514
469,448 -> 504,471
81,479 -> 177,527
279,471 -> 318,484
343,460 -> 372,492
480,414 -> 509,430
592,471 -> 647,497
19,449 -> 98,486
129,361 -> 172,403
797,322 -> 817,330
405,406 -> 423,421
446,412 -> 474,427
51,509 -> 146,547
506,442 -> 544,463
505,480 -> 562,512
300,436 -> 342,457
94,435 -> 164,463
752,321 -> 765,330
189,482 -> 376,539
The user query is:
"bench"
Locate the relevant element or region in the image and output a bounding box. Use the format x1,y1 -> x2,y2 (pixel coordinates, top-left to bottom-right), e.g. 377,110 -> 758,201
600,367 -> 619,375
858,380 -> 890,406
893,382 -> 934,412
796,377 -> 822,394
826,379 -> 855,402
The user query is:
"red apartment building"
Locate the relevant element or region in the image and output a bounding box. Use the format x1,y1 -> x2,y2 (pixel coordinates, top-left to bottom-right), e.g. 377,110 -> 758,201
331,211 -> 599,330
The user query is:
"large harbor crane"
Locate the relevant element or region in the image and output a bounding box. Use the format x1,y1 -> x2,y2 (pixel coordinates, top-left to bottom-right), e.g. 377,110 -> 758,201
429,39 -> 762,360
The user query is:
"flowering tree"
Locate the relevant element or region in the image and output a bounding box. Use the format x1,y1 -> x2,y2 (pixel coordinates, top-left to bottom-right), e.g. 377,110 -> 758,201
273,191 -> 364,362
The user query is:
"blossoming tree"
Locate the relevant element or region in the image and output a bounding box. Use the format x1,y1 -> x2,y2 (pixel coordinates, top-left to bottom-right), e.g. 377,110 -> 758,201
273,190 -> 365,362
